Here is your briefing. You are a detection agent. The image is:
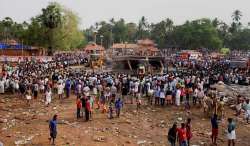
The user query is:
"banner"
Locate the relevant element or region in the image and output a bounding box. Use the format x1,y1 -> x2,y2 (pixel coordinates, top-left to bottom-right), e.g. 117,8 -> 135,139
0,56 -> 53,62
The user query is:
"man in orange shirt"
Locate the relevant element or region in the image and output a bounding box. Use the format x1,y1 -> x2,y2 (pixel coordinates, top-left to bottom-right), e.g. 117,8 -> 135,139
76,97 -> 82,119
85,97 -> 91,121
177,123 -> 188,146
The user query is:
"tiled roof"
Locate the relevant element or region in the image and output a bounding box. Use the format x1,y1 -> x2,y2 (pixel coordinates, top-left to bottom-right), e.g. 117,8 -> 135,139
111,43 -> 138,49
111,39 -> 159,52
84,43 -> 105,51
137,39 -> 155,45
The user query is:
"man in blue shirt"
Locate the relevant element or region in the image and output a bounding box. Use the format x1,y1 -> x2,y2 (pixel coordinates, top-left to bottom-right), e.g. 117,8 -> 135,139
115,98 -> 123,117
65,79 -> 71,98
49,114 -> 58,145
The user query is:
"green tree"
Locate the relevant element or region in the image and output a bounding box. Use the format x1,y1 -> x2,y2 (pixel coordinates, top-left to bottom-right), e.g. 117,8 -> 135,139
230,10 -> 242,33
112,18 -> 128,43
126,22 -> 137,42
96,21 -> 113,48
172,19 -> 222,49
52,8 -> 85,50
150,18 -> 174,48
40,2 -> 62,55
229,29 -> 250,50
136,16 -> 150,39
0,17 -> 14,41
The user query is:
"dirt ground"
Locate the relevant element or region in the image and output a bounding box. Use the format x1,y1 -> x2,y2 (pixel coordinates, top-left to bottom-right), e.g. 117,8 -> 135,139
0,92 -> 250,146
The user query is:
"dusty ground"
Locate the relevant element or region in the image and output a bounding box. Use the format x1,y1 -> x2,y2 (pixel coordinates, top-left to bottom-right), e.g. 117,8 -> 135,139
0,92 -> 250,146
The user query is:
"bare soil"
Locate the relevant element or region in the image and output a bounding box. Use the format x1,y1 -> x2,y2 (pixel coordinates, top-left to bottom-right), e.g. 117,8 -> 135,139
0,93 -> 250,146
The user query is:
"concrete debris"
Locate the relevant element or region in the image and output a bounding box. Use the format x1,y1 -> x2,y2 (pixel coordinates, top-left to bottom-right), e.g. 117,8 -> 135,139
14,135 -> 34,145
137,140 -> 146,145
0,118 -> 7,123
177,117 -> 183,121
93,136 -> 106,142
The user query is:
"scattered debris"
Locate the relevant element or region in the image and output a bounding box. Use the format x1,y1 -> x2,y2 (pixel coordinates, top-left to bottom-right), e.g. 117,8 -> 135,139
0,118 -> 7,123
177,117 -> 183,121
14,135 -> 35,145
137,140 -> 147,145
93,136 -> 106,142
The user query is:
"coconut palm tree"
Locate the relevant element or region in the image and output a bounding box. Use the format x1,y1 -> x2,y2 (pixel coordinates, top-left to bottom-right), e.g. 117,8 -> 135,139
165,18 -> 174,32
232,10 -> 242,22
137,16 -> 149,39
40,2 -> 62,55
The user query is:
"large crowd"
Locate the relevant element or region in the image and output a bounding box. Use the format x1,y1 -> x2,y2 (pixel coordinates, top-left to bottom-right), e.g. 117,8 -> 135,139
0,53 -> 249,146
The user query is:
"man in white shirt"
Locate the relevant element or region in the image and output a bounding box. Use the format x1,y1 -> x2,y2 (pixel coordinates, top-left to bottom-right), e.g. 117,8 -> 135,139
57,83 -> 64,99
111,85 -> 117,97
175,87 -> 181,106
83,86 -> 90,97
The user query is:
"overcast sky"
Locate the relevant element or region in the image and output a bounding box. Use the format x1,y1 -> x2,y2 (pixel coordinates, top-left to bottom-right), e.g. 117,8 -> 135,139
1,0 -> 250,28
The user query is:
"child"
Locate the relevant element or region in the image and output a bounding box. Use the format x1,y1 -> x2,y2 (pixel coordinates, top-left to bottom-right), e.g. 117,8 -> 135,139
211,114 -> 219,145
243,99 -> 250,124
45,88 -> 52,106
115,98 -> 123,117
136,94 -> 142,111
154,87 -> 160,105
108,100 -> 114,119
26,89 -> 32,106
217,97 -> 225,120
76,97 -> 82,119
227,118 -> 236,146
100,92 -> 106,113
160,88 -> 165,106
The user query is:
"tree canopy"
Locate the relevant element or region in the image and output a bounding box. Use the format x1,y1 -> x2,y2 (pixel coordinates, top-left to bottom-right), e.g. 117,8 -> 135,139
0,2 -> 85,53
1,6 -> 250,51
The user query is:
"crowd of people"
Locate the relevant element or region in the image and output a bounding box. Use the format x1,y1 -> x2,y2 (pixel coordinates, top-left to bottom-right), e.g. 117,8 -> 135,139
0,52 -> 249,146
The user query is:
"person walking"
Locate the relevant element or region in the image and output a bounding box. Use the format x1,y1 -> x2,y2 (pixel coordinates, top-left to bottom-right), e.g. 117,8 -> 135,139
26,89 -> 32,106
49,114 -> 58,145
186,118 -> 192,146
76,97 -> 82,119
85,97 -> 91,121
168,123 -> 177,146
65,79 -> 71,98
57,82 -> 64,100
45,87 -> 52,106
177,123 -> 188,146
175,85 -> 181,106
109,100 -> 114,119
115,98 -> 123,117
243,99 -> 250,124
211,114 -> 219,145
227,118 -> 236,146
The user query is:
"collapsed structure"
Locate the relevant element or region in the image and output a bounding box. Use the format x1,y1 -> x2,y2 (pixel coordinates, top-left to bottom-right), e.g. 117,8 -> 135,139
110,39 -> 164,74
